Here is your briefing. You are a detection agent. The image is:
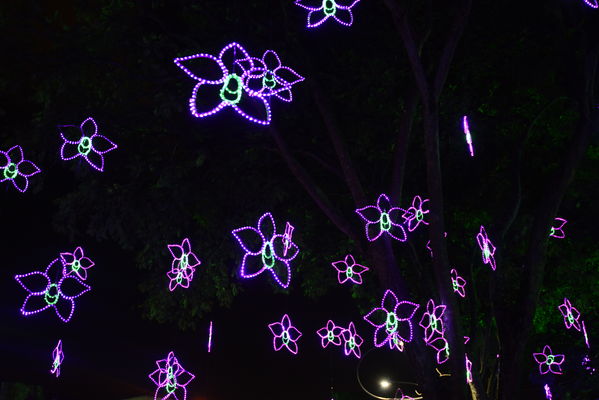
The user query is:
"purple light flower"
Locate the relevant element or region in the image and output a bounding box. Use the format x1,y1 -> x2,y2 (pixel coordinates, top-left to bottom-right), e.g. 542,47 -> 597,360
476,225 -> 496,271
387,333 -> 405,352
331,254 -> 369,285
236,50 -> 304,103
58,117 -> 117,172
341,322 -> 363,358
294,0 -> 361,28
15,258 -> 91,323
60,246 -> 94,281
558,298 -> 582,331
418,299 -> 446,344
231,212 -> 299,289
363,289 -> 420,346
549,217 -> 567,239
533,345 -> 565,375
428,336 -> 450,364
174,42 -> 271,125
466,353 -> 473,383
50,340 -> 64,377
355,194 -> 407,242
402,195 -> 430,232
268,314 -> 302,355
166,238 -> 201,291
316,320 -> 344,348
148,351 -> 195,400
450,268 -> 467,298
0,145 -> 41,193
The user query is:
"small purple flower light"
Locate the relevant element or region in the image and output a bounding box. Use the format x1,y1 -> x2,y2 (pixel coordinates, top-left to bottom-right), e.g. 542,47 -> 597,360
58,117 -> 117,172
50,340 -> 64,377
269,314 -> 302,355
355,194 -> 408,242
428,336 -> 450,364
316,320 -> 344,348
294,0 -> 361,28
533,345 -> 565,375
148,351 -> 195,400
418,299 -> 446,344
166,238 -> 201,291
450,268 -> 467,298
549,217 -> 567,239
0,145 -> 41,193
331,254 -> 369,285
60,246 -> 94,281
402,195 -> 430,232
558,298 -> 582,332
341,322 -> 363,358
476,225 -> 496,271
363,289 -> 419,346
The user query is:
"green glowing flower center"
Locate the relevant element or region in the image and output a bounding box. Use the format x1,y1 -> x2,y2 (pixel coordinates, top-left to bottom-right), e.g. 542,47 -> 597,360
444,344 -> 450,357
220,73 -> 243,104
71,259 -> 81,272
78,136 -> 92,155
180,253 -> 189,270
547,355 -> 554,365
416,209 -> 423,221
263,71 -> 276,90
44,284 -> 59,305
346,266 -> 354,278
282,330 -> 290,344
549,227 -> 555,236
323,0 -> 336,15
430,316 -> 438,331
452,278 -> 459,291
262,241 -> 275,269
176,273 -> 184,284
380,212 -> 391,231
327,331 -> 334,341
3,163 -> 17,180
386,312 -> 398,333
348,337 -> 356,349
567,313 -> 575,324
483,246 -> 490,259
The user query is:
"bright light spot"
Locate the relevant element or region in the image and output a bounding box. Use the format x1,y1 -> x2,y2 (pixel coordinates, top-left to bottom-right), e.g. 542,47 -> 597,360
380,379 -> 391,389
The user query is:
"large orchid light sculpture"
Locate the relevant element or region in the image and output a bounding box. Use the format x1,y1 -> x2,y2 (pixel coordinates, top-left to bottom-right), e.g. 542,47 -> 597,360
331,254 -> 369,285
148,351 -> 195,400
363,289 -> 419,346
476,225 -> 497,271
402,195 -> 429,232
174,42 -> 272,125
231,212 -> 299,289
1,145 -> 41,192
60,246 -> 94,281
15,258 -> 91,323
166,238 -> 201,291
294,0 -> 361,28
450,269 -> 467,298
355,194 -> 407,242
549,217 -> 567,239
316,320 -> 344,348
558,297 -> 582,331
50,340 -> 64,377
533,345 -> 565,375
268,314 -> 303,354
58,117 -> 117,172
341,322 -> 363,358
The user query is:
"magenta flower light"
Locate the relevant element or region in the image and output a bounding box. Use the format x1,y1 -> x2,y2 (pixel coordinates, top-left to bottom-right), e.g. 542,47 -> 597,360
174,42 -> 271,125
583,0 -> 598,8
295,0 -> 361,28
355,194 -> 407,242
465,354 -> 473,383
428,335 -> 450,364
316,320 -> 344,348
50,340 -> 64,377
363,289 -> 420,346
549,217 -> 567,239
15,258 -> 91,323
236,50 -> 304,103
148,351 -> 195,400
388,333 -> 405,352
60,246 -> 94,281
558,297 -> 582,331
419,299 -> 446,344
450,269 -> 467,298
331,254 -> 369,285
476,225 -> 496,271
0,145 -> 41,193
544,384 -> 552,400
268,314 -> 302,355
402,195 -> 429,232
166,238 -> 201,291
462,116 -> 475,157
58,117 -> 117,172
533,345 -> 565,375
231,212 -> 299,289
341,322 -> 363,358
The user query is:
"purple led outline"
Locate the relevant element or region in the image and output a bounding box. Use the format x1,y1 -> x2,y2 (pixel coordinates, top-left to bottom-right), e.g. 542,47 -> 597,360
231,212 -> 299,289
148,351 -> 195,400
355,194 -> 408,242
174,42 -> 272,126
331,254 -> 369,285
476,225 -> 497,271
402,195 -> 429,232
283,222 -> 295,257
58,117 -> 117,172
316,320 -> 344,348
363,289 -> 420,347
60,246 -> 94,281
558,297 -> 582,331
549,217 -> 567,239
428,336 -> 450,364
294,0 -> 361,28
268,314 -> 302,355
533,345 -> 565,375
464,336 -> 470,345
15,258 -> 91,323
465,353 -> 473,383
166,238 -> 201,292
236,50 -> 304,103
50,340 -> 64,377
544,384 -> 552,400
583,0 -> 598,8
0,145 -> 41,193
462,116 -> 474,157
450,268 -> 467,298
208,321 -> 213,353
341,322 -> 363,358
419,299 -> 446,344
582,321 -> 590,349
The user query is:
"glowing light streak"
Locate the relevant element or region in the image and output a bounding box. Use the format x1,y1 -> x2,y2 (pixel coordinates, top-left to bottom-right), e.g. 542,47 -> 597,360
462,116 -> 474,157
